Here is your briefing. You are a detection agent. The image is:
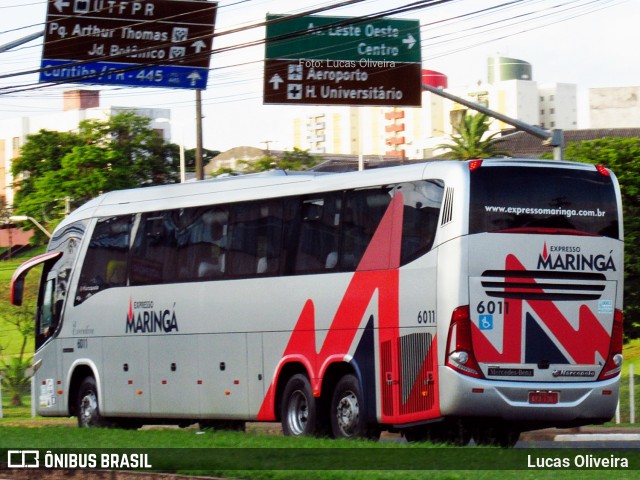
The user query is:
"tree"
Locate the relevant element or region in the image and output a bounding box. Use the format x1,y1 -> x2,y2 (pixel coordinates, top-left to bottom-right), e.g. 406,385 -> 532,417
438,112 -> 509,160
11,112 -> 179,235
11,130 -> 84,222
0,281 -> 36,407
183,147 -> 220,171
561,137 -> 640,338
238,148 -> 320,173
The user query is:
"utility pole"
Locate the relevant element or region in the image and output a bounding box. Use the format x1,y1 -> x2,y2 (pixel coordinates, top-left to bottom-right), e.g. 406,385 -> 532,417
262,140 -> 273,156
422,83 -> 564,160
194,0 -> 208,181
195,89 -> 204,180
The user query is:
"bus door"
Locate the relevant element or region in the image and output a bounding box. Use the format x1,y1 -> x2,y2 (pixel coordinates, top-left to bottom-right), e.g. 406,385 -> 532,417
12,220 -> 87,416
12,252 -> 64,414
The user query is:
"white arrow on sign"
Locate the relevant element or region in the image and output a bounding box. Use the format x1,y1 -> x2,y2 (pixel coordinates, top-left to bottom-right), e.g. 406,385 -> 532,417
402,33 -> 416,49
54,0 -> 70,12
191,40 -> 207,53
269,73 -> 284,90
187,71 -> 202,86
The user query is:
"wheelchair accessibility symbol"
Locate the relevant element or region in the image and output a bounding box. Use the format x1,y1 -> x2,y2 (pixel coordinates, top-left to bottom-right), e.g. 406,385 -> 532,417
479,314 -> 493,330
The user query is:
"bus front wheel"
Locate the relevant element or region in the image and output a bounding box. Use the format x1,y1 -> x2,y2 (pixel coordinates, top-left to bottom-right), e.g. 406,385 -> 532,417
76,377 -> 107,428
281,374 -> 317,436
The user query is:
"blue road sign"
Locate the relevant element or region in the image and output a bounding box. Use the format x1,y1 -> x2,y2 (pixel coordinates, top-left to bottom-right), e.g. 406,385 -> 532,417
40,60 -> 209,90
40,0 -> 216,90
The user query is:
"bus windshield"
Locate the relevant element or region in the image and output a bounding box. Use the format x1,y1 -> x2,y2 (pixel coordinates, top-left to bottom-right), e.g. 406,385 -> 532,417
469,165 -> 619,238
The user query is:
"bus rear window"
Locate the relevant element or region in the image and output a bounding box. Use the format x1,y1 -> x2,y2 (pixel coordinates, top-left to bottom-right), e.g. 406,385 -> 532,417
469,166 -> 619,238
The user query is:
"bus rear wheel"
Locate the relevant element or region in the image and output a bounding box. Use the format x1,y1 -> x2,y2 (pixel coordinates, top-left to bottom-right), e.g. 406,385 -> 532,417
473,425 -> 520,448
281,374 -> 317,436
330,374 -> 379,440
404,420 -> 471,446
76,377 -> 108,428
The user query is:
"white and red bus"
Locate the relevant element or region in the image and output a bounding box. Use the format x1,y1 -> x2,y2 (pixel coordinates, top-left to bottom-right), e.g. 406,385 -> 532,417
11,158 -> 624,446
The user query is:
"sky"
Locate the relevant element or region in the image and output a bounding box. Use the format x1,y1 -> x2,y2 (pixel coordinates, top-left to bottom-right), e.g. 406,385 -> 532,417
0,0 -> 637,152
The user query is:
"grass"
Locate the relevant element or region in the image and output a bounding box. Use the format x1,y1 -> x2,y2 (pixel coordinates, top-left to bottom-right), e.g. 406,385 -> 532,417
623,338 -> 640,374
614,338 -> 640,424
0,425 -> 638,479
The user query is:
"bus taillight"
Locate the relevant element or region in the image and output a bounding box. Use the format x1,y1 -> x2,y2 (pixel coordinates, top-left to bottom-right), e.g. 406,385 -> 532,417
468,160 -> 483,171
595,164 -> 611,177
598,309 -> 624,380
446,306 -> 484,379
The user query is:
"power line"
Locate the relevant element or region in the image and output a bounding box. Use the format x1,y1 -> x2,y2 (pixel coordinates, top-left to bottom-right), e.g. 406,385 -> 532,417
0,0 -> 373,87
0,0 -> 451,95
0,0 -> 628,107
423,0 -> 622,60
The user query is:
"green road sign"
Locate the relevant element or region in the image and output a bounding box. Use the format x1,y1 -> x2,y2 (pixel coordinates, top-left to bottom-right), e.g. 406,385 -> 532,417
266,14 -> 421,64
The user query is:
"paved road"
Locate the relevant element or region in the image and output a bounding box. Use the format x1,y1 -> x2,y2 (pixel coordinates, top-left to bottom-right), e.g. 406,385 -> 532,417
518,426 -> 640,448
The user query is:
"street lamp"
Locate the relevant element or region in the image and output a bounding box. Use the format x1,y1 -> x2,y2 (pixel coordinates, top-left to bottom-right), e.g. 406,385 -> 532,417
9,216 -> 52,238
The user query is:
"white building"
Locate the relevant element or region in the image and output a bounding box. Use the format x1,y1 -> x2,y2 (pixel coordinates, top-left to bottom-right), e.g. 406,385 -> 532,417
293,70 -> 449,160
293,60 -> 578,160
538,83 -> 578,130
0,90 -> 170,207
589,86 -> 640,128
447,80 -> 577,134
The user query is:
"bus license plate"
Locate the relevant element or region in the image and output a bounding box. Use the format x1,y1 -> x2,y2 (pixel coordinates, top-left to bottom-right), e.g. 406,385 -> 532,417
529,391 -> 558,404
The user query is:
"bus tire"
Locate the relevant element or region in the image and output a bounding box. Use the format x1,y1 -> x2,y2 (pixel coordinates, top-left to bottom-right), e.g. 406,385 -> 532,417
200,420 -> 246,432
330,374 -> 379,440
473,425 -> 520,448
429,420 -> 472,446
281,374 -> 317,436
112,418 -> 142,430
76,376 -> 108,428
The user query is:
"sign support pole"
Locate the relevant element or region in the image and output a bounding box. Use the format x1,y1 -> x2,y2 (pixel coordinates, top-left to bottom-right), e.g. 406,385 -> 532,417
422,83 -> 564,159
358,109 -> 364,171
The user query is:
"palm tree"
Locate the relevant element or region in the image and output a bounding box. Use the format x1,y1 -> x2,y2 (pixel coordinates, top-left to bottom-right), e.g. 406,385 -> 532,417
438,112 -> 509,160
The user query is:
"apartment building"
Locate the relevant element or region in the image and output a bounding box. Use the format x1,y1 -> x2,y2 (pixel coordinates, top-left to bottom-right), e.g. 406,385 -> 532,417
0,90 -> 170,207
293,58 -> 578,159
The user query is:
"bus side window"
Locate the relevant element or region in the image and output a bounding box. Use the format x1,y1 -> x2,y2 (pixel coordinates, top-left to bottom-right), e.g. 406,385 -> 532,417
76,215 -> 133,304
294,193 -> 341,273
176,206 -> 228,281
39,278 -> 55,337
396,180 -> 444,264
131,212 -> 177,285
340,188 -> 391,270
227,200 -> 283,277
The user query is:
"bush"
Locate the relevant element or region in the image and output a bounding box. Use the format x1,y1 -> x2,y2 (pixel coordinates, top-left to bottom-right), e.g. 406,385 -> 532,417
1,356 -> 32,406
